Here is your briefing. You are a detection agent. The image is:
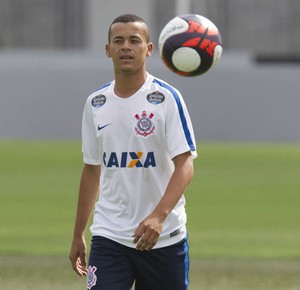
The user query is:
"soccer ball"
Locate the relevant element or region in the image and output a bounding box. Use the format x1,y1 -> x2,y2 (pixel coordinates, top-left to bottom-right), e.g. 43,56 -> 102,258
158,14 -> 222,77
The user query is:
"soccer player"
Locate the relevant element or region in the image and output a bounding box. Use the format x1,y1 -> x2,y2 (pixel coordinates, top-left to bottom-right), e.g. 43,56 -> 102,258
69,14 -> 197,290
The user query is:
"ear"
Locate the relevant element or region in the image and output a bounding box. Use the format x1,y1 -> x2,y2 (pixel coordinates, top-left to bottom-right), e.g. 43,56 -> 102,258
146,42 -> 154,57
106,44 -> 111,58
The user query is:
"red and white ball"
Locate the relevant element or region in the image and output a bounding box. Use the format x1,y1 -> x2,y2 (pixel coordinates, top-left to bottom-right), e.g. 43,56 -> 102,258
158,14 -> 222,77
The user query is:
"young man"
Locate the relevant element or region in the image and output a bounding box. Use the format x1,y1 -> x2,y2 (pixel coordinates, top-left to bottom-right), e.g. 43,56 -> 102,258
69,14 -> 197,290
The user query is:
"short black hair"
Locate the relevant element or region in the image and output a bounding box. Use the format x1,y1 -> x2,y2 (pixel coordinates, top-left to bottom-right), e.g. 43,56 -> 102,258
108,14 -> 150,43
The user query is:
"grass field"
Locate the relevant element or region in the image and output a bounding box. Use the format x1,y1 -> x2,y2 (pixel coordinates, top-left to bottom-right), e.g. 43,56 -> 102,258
0,141 -> 300,289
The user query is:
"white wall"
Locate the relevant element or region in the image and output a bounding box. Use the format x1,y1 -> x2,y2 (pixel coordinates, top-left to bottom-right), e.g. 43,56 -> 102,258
1,51 -> 300,142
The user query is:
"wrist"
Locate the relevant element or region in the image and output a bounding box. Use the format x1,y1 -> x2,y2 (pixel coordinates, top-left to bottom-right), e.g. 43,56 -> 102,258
73,230 -> 85,239
152,208 -> 169,222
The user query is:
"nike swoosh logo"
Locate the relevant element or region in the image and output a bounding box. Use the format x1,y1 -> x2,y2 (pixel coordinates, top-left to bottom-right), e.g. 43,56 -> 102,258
98,123 -> 111,131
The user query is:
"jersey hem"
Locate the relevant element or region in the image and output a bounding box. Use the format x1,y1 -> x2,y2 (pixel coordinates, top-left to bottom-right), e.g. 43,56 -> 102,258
90,227 -> 187,249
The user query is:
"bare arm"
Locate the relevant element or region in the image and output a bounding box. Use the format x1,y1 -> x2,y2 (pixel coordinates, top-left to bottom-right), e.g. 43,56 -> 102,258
133,151 -> 194,251
69,164 -> 101,276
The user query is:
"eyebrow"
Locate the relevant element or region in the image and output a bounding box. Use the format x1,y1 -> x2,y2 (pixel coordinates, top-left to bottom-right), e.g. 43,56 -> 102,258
112,35 -> 142,41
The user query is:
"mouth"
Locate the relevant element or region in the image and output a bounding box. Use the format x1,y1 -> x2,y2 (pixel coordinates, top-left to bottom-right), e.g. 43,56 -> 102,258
120,54 -> 134,60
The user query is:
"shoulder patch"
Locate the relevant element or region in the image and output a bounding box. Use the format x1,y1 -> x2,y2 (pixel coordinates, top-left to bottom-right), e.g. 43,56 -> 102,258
147,91 -> 165,104
91,95 -> 106,108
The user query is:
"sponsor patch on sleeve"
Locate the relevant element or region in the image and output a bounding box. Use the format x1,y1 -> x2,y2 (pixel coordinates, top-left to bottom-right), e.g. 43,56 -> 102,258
147,91 -> 165,104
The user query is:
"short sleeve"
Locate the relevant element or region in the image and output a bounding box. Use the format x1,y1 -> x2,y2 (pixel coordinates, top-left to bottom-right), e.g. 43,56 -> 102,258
81,99 -> 101,165
165,89 -> 197,160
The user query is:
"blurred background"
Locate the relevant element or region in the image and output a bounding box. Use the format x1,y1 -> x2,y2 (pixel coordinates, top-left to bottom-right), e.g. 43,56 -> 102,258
1,2 -> 300,289
1,0 -> 300,142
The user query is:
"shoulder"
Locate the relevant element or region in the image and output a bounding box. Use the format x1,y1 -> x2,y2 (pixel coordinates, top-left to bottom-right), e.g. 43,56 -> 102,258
149,74 -> 180,95
149,75 -> 183,104
85,81 -> 113,107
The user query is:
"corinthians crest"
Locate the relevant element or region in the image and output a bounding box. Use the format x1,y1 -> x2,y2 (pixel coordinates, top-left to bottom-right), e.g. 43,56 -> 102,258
87,266 -> 97,289
135,111 -> 155,137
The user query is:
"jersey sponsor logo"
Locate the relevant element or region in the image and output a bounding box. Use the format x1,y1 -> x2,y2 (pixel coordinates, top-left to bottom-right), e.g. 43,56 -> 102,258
135,111 -> 155,137
87,265 -> 97,289
91,94 -> 106,108
170,228 -> 181,237
147,91 -> 165,104
98,123 -> 111,131
103,151 -> 156,168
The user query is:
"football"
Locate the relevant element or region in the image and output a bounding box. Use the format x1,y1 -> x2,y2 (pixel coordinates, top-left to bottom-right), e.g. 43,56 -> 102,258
158,14 -> 222,76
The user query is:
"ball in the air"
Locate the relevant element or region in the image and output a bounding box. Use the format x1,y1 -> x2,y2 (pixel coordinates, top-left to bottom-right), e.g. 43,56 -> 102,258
158,14 -> 222,76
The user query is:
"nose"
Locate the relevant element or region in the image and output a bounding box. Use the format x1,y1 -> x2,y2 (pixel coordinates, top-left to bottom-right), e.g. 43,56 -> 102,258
121,40 -> 131,50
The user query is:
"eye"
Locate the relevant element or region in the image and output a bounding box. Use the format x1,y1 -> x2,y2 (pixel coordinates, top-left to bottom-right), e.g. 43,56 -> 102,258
131,38 -> 141,44
112,38 -> 123,44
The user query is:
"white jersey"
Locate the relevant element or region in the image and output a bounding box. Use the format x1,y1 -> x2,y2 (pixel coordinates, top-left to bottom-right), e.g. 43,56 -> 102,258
82,73 -> 197,248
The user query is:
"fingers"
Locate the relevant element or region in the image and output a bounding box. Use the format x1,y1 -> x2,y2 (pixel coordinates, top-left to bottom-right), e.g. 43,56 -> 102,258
135,233 -> 158,251
76,257 -> 88,276
132,227 -> 144,244
79,252 -> 88,276
80,251 -> 87,270
69,241 -> 88,277
69,254 -> 88,277
133,220 -> 162,251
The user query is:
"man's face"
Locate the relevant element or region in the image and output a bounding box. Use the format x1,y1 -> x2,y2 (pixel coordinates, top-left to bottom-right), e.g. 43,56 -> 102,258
106,22 -> 153,75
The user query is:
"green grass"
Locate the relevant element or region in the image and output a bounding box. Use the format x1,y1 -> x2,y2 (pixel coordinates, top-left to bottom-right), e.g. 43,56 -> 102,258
187,143 -> 300,258
0,141 -> 82,255
1,256 -> 300,290
0,140 -> 300,289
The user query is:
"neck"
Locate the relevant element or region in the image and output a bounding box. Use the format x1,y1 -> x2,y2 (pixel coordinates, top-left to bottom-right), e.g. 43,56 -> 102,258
114,71 -> 147,98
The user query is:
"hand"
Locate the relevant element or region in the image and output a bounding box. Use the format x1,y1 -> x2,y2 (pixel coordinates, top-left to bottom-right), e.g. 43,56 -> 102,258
69,236 -> 88,276
133,214 -> 163,251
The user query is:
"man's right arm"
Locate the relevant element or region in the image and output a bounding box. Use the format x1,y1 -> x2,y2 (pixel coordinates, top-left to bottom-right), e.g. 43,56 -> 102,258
69,164 -> 101,276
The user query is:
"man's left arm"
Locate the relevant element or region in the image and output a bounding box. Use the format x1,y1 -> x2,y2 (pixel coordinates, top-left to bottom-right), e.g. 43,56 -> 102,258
133,151 -> 194,251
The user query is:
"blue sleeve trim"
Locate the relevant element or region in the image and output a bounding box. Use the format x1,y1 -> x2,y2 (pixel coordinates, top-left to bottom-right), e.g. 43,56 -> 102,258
153,79 -> 196,152
93,82 -> 112,94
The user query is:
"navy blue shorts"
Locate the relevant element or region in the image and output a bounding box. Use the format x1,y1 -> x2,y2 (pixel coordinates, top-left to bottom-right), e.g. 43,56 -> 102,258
87,236 -> 189,290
